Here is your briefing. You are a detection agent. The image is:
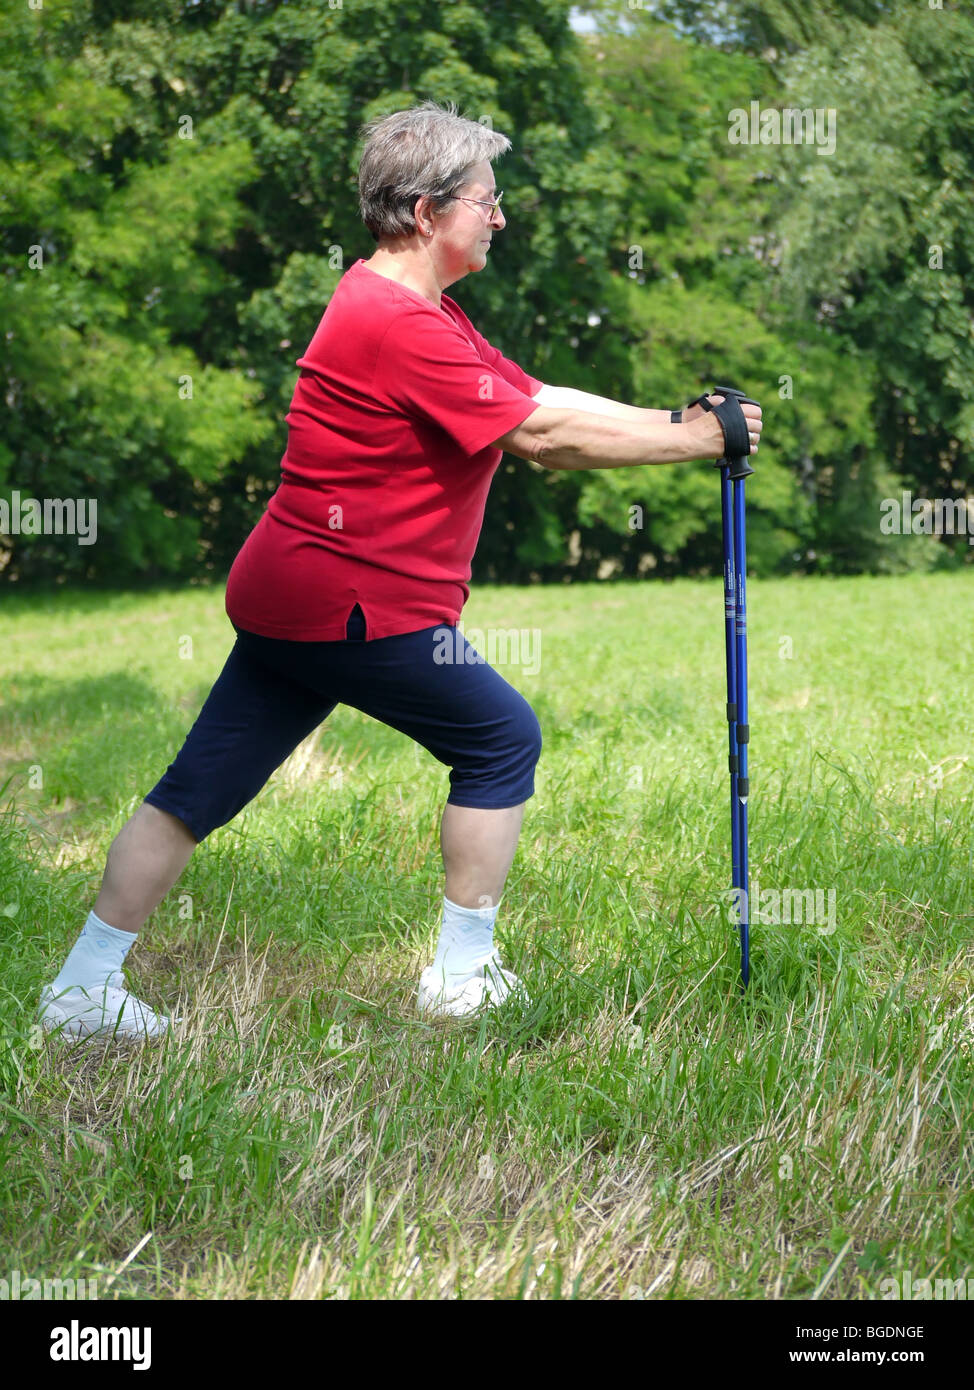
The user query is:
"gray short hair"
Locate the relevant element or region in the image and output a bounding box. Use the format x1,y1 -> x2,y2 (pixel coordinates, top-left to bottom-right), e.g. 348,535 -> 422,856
357,99 -> 511,243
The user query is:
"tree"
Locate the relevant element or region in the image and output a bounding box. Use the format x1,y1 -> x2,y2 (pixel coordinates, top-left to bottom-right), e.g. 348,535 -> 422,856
0,0 -> 271,583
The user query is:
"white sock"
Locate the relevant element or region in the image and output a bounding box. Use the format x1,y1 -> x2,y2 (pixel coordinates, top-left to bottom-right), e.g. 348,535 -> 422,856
50,910 -> 136,994
431,896 -> 498,981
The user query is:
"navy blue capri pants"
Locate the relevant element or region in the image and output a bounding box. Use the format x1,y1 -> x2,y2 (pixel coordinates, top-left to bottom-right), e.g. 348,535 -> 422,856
144,605 -> 543,843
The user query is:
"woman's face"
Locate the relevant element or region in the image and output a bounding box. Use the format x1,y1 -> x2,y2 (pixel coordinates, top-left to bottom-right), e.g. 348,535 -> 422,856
429,159 -> 506,279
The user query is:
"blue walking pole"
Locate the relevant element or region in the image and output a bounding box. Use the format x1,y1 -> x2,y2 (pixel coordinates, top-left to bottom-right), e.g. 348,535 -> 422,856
687,387 -> 757,988
720,464 -> 740,937
732,461 -> 752,987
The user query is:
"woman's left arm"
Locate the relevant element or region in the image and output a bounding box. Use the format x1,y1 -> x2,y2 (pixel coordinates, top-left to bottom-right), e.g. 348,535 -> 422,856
532,383 -> 687,425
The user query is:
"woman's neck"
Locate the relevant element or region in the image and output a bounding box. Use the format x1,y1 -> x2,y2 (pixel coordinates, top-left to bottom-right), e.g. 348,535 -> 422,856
361,249 -> 442,308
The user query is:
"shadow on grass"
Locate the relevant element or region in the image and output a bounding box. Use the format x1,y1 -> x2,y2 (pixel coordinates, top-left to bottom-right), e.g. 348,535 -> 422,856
1,670 -> 168,729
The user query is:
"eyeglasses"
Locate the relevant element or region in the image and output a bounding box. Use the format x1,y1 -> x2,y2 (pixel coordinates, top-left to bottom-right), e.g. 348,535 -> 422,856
453,191 -> 504,219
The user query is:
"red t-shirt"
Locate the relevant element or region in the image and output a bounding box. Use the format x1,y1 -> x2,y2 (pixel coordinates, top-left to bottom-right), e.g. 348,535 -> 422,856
224,258 -> 543,641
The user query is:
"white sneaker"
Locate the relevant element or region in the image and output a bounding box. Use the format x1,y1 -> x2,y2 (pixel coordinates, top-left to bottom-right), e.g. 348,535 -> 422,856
38,980 -> 172,1041
417,949 -> 529,1020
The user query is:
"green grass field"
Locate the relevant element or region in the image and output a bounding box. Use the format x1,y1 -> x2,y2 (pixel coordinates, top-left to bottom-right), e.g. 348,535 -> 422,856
0,572 -> 972,1299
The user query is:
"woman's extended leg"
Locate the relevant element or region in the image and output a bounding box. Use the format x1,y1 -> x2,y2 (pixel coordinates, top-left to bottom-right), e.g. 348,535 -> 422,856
39,632 -> 336,1040
93,802 -> 198,933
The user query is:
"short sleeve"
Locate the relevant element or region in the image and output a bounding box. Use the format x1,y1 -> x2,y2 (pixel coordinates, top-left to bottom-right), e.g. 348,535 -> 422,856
451,307 -> 544,399
375,307 -> 544,457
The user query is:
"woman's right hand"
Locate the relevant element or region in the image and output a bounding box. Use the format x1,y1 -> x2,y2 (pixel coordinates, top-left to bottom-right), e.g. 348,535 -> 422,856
686,394 -> 764,459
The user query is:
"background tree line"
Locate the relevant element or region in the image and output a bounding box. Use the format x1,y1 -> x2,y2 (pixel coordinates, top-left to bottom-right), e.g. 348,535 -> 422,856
1,0 -> 971,587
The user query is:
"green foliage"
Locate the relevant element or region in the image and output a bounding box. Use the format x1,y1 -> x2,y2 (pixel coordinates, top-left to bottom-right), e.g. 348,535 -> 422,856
1,0 -> 971,585
0,0 -> 272,582
763,2 -> 974,557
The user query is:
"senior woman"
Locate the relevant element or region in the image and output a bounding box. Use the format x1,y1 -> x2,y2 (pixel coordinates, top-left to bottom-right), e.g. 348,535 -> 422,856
37,100 -> 762,1039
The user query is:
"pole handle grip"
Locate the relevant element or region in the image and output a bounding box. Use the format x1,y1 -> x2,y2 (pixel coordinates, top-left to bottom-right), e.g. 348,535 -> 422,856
710,384 -> 758,480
